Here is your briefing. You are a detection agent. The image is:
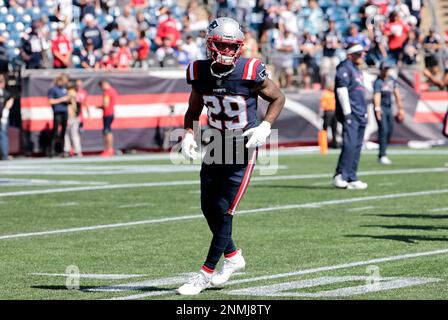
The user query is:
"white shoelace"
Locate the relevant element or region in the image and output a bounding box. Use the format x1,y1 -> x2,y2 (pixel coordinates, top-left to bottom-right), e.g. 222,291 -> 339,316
187,273 -> 209,286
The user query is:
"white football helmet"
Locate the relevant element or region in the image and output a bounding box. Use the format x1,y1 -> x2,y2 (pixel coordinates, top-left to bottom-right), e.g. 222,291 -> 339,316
206,17 -> 244,77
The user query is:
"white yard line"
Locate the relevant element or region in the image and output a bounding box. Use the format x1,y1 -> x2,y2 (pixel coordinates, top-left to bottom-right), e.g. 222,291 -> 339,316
52,202 -> 78,207
30,273 -> 145,280
1,188 -> 447,241
430,208 -> 448,212
347,206 -> 376,212
117,203 -> 152,209
106,247 -> 448,300
0,167 -> 446,198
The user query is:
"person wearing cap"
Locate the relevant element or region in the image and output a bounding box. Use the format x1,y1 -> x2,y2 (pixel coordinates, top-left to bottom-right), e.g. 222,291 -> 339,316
332,43 -> 369,190
373,62 -> 405,165
81,14 -> 104,52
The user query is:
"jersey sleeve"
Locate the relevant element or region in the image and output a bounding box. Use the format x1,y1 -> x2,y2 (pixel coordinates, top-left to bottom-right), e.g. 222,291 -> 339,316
254,60 -> 268,84
186,61 -> 199,85
335,65 -> 351,87
373,79 -> 382,93
242,58 -> 267,83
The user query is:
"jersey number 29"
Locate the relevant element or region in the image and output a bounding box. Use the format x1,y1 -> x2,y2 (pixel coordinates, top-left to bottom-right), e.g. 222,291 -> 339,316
203,95 -> 248,130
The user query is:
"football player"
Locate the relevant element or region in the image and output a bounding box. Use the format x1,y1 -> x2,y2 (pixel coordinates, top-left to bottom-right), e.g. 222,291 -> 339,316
177,17 -> 285,295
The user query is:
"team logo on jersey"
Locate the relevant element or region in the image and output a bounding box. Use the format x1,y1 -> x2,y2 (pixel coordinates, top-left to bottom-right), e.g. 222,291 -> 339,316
259,67 -> 267,80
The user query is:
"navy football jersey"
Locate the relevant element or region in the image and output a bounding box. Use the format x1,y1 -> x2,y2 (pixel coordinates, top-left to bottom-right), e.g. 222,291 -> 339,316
373,76 -> 398,110
335,58 -> 367,119
186,57 -> 267,131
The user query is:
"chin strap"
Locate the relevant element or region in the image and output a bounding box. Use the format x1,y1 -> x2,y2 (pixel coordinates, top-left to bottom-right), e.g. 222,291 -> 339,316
210,60 -> 235,78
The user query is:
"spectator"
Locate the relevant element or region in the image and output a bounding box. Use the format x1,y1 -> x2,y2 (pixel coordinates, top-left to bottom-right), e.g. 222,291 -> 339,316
405,0 -> 424,27
0,35 -> 9,73
321,20 -> 341,87
73,0 -> 96,22
47,74 -> 70,157
365,20 -> 388,66
235,0 -> 253,28
81,14 -> 104,51
182,0 -> 209,34
117,5 -> 138,35
97,80 -> 117,157
299,31 -> 320,89
394,0 -> 411,20
155,7 -> 181,47
423,29 -> 441,70
320,81 -> 338,148
100,52 -> 114,70
80,39 -> 100,69
156,36 -> 177,67
345,23 -> 370,50
51,23 -> 73,69
305,0 -> 324,36
242,29 -> 259,59
113,37 -> 133,69
273,29 -> 297,88
0,74 -> 14,160
20,22 -> 45,69
63,81 -> 83,157
176,40 -> 190,67
278,0 -> 300,36
130,0 -> 149,10
183,35 -> 202,63
134,31 -> 150,69
384,11 -> 410,65
136,10 -> 151,32
402,29 -> 420,65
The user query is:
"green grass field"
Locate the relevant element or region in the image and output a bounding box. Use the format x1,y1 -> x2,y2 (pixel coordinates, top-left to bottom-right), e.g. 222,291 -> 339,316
1,148 -> 448,300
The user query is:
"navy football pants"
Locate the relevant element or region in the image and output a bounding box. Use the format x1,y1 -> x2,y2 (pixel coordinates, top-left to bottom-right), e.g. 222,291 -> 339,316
375,109 -> 393,158
200,149 -> 257,270
335,115 -> 366,182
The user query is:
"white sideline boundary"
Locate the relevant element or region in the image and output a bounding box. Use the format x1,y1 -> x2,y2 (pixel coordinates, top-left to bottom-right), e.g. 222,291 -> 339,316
106,247 -> 448,300
1,188 -> 447,241
0,167 -> 446,198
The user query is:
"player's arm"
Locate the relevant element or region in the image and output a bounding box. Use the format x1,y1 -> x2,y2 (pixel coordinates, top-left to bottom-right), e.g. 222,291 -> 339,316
184,86 -> 204,133
393,86 -> 405,122
373,92 -> 382,121
256,78 -> 285,125
243,78 -> 285,148
181,86 -> 204,160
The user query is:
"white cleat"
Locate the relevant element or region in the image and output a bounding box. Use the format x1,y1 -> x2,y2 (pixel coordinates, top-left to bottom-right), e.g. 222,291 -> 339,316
347,180 -> 368,190
332,174 -> 348,189
211,250 -> 246,286
177,270 -> 212,295
379,156 -> 392,165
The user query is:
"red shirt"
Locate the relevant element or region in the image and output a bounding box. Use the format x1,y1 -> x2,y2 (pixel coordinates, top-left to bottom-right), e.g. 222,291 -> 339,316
156,17 -> 181,47
103,87 -> 117,117
114,47 -> 132,69
384,21 -> 409,50
51,34 -> 73,68
137,38 -> 150,60
76,88 -> 88,120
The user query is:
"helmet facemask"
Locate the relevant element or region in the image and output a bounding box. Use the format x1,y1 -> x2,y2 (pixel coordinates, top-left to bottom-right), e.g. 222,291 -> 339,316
206,36 -> 244,66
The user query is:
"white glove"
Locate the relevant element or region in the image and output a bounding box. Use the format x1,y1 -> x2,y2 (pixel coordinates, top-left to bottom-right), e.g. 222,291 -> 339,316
181,131 -> 198,160
242,121 -> 271,148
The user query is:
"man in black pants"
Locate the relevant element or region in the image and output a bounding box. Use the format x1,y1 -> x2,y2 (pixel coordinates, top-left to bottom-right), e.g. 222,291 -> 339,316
47,75 -> 70,157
